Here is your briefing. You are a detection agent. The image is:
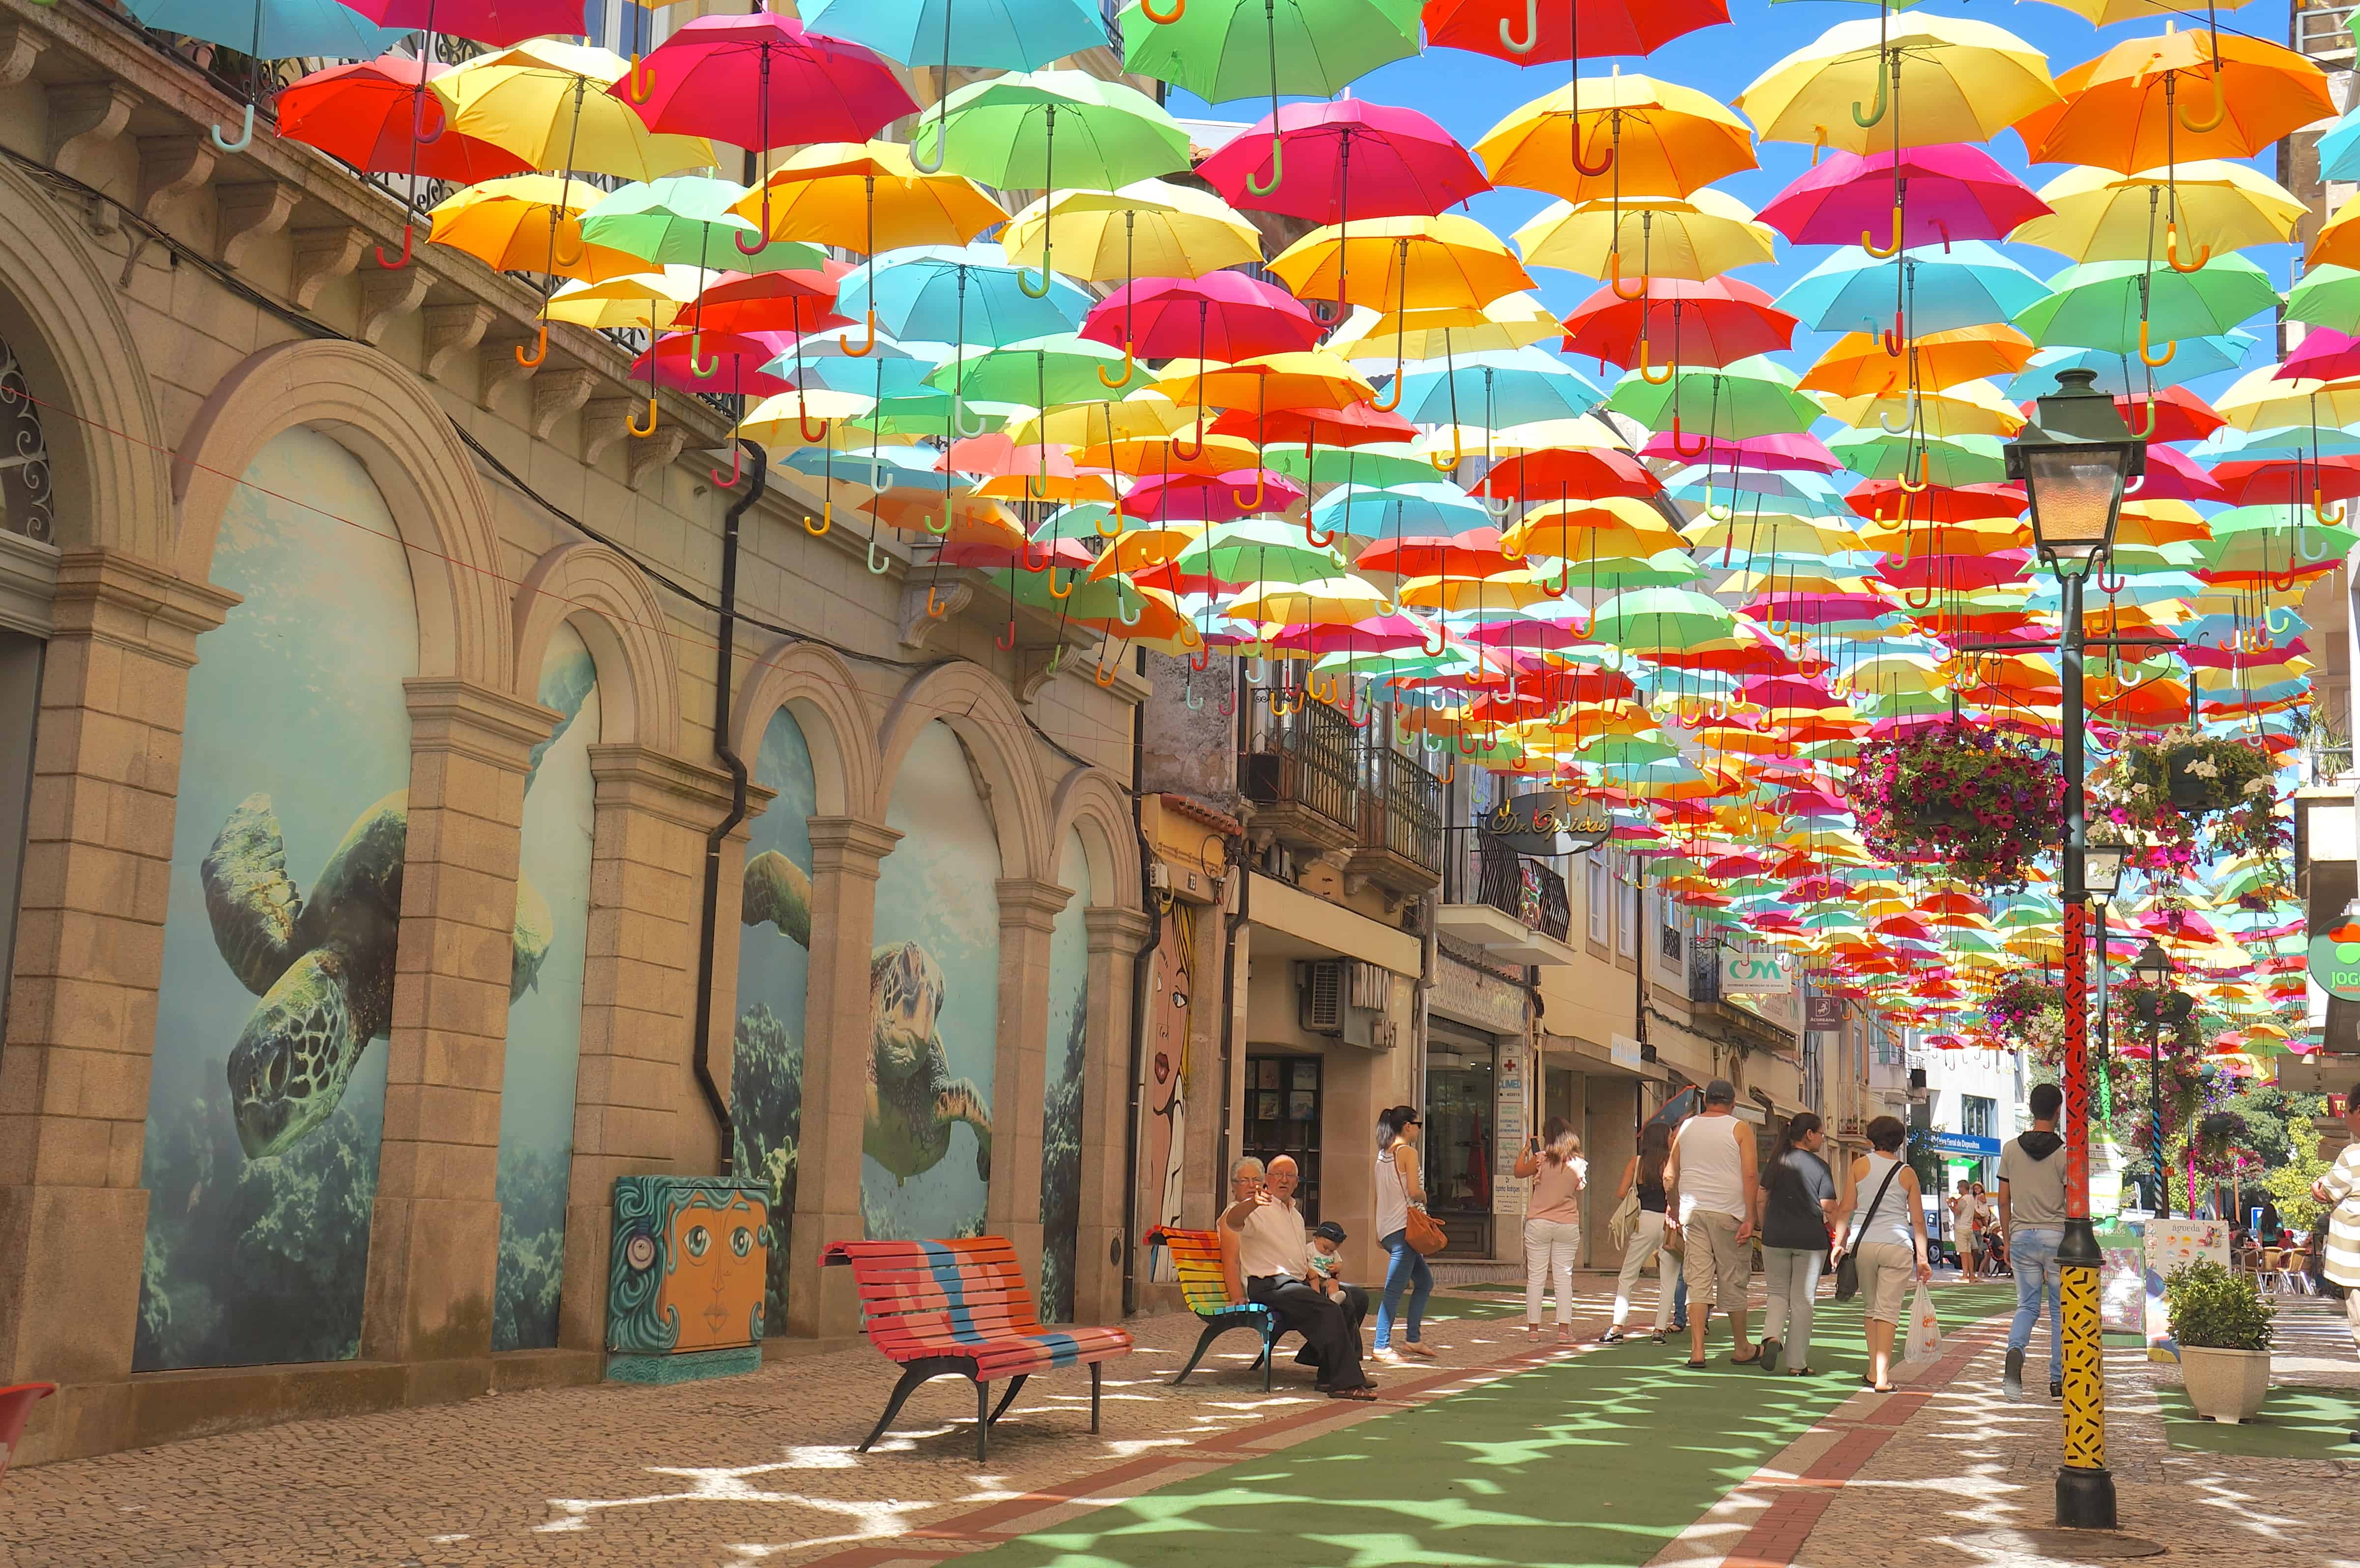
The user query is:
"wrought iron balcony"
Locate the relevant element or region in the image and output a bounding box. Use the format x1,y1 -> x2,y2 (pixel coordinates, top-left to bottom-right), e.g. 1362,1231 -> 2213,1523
1240,686 -> 1362,858
1347,743 -> 1443,901
1437,831 -> 1572,962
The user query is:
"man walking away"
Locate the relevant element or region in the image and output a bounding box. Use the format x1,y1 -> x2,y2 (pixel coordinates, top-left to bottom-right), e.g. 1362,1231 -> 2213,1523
2000,1083 -> 2069,1401
1665,1079 -> 1760,1368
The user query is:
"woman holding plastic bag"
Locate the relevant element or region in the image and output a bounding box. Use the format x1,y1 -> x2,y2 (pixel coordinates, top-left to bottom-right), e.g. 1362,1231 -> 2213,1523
1829,1116 -> 1931,1394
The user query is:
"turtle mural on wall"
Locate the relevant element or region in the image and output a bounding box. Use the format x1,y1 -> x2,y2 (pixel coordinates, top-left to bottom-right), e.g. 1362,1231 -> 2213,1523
201,790 -> 553,1158
741,848 -> 995,1188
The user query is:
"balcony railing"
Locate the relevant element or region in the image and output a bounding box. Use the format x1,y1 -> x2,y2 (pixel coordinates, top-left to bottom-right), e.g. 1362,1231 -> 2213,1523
1447,832 -> 1569,941
1241,688 -> 1360,834
2298,0 -> 2358,61
1357,744 -> 1444,875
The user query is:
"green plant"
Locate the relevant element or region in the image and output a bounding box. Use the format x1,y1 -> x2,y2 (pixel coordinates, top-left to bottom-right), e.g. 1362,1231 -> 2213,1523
2164,1259 -> 2274,1351
2260,1112 -> 2334,1232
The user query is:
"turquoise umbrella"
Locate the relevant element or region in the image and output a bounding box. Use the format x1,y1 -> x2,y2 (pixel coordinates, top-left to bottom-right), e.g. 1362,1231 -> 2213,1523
1311,482 -> 1496,542
2006,338 -> 2256,398
1774,241 -> 2050,339
840,245 -> 1094,343
123,0 -> 411,148
1388,346 -> 1602,429
1590,586 -> 1736,650
2013,256 -> 2281,359
802,0 -> 1109,71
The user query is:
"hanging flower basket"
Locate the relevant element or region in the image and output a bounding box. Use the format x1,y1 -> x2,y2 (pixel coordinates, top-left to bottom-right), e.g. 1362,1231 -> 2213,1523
2093,728 -> 2283,872
1986,975 -> 2065,1051
1846,723 -> 2062,890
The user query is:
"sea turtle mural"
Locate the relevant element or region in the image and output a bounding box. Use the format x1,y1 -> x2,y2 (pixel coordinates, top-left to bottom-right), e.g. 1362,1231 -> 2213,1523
742,849 -> 994,1184
201,790 -> 552,1158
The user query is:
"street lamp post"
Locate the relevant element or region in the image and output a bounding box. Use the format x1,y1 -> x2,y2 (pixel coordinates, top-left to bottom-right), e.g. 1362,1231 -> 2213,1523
2085,847 -> 2127,1162
2131,938 -> 2178,1218
2005,366 -> 2145,1535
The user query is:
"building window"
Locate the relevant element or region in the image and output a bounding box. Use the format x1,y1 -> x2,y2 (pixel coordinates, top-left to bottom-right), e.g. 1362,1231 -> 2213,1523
1617,873 -> 1638,957
1962,1094 -> 1995,1141
1586,855 -> 1607,944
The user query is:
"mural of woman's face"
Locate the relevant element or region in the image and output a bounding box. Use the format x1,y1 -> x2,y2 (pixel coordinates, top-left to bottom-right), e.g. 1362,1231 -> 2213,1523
662,1191 -> 766,1351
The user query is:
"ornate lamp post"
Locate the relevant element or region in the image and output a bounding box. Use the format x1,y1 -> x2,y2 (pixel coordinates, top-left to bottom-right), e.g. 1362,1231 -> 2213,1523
2005,367 -> 2145,1534
2128,938 -> 2189,1217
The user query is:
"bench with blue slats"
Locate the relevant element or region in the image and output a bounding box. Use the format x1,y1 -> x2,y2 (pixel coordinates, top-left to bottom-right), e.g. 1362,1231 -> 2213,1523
821,1236 -> 1132,1460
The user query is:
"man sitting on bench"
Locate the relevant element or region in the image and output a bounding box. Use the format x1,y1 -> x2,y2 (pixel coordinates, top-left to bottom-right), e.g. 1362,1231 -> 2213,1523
1221,1155 -> 1378,1401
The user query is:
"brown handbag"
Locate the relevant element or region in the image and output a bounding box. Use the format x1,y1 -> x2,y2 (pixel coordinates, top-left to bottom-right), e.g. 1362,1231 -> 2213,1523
1405,1202 -> 1448,1256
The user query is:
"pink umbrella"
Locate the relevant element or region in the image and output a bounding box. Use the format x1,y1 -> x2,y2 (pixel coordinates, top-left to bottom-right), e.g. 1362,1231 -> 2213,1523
1875,550 -> 2030,595
1638,431 -> 1840,473
1259,613 -> 1444,655
1195,100 -> 1491,224
1125,470 -> 1307,523
1081,273 -> 1322,364
2126,444 -> 2227,506
2276,327 -> 2360,382
345,0 -> 585,48
1759,144 -> 2048,254
630,330 -> 801,397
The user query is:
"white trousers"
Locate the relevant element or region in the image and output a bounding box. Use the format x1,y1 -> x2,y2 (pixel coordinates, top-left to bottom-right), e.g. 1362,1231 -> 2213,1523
1524,1217 -> 1583,1325
1612,1210 -> 1674,1330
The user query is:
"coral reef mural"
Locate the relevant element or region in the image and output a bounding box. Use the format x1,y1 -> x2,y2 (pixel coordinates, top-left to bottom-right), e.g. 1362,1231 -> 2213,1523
1038,831 -> 1091,1321
863,721 -> 1000,1241
136,428 -> 418,1370
732,708 -> 815,1331
491,624 -> 600,1351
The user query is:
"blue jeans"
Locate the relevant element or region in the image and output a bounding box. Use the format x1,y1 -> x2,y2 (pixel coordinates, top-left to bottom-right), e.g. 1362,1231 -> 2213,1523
1375,1228 -> 1433,1349
1672,1274 -> 1689,1329
2009,1226 -> 2064,1376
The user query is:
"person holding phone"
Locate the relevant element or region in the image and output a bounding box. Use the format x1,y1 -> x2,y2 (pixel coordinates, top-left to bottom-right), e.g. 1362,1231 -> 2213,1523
1514,1119 -> 1586,1341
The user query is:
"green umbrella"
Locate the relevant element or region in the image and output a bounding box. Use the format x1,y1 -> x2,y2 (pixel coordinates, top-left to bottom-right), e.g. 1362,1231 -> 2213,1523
2012,256 -> 2280,358
1121,0 -> 1422,193
912,69 -> 1192,293
1590,587 -> 1736,651
1603,355 -> 1820,440
1574,734 -> 1682,766
1265,441 -> 1442,487
980,565 -> 1134,616
1826,429 -> 2008,487
1173,516 -> 1346,585
2285,263 -> 2360,331
578,176 -> 823,273
926,332 -> 1149,405
2194,506 -> 2359,576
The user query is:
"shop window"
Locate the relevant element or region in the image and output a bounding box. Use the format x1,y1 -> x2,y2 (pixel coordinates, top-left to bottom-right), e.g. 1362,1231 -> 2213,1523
1244,1054 -> 1322,1223
1586,856 -> 1607,944
1423,1046 -> 1495,1258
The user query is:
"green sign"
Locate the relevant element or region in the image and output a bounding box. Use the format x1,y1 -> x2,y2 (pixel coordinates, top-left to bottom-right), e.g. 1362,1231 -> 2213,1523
2307,934 -> 2360,1001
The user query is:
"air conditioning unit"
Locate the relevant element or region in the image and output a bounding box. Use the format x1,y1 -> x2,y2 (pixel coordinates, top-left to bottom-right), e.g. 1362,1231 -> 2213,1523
1302,960 -> 1394,1049
1301,960 -> 1347,1032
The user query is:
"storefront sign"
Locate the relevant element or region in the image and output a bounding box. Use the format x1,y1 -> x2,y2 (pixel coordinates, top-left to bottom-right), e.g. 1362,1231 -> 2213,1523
1480,791 -> 1614,857
1609,1033 -> 1643,1070
1433,950 -> 1531,1035
2143,1218 -> 2230,1353
1805,996 -> 1844,1030
1924,1130 -> 2000,1157
1719,950 -> 1792,997
1494,1041 -> 1529,1220
2307,928 -> 2360,1001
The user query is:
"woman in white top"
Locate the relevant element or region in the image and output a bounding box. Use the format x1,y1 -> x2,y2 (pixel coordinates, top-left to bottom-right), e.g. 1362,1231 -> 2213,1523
1828,1115 -> 1930,1394
2307,1088 -> 2360,1423
1373,1105 -> 1436,1362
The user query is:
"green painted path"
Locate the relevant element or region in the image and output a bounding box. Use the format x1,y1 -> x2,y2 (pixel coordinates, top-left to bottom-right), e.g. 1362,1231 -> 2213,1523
965,1286 -> 2018,1568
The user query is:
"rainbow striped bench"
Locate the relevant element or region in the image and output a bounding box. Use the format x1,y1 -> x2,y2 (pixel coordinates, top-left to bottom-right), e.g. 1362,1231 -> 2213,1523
821,1237 -> 1131,1461
1146,1226 -> 1294,1389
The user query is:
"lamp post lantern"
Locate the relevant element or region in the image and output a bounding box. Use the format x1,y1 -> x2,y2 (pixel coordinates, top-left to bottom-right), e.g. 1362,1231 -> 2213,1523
2005,365 -> 2145,1535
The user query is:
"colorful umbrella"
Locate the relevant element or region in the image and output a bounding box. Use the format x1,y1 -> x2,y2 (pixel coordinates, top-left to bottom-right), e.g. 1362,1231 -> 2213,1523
1759,144 -> 2047,254
1472,71 -> 1755,205
1559,278 -> 1797,372
276,56 -> 533,185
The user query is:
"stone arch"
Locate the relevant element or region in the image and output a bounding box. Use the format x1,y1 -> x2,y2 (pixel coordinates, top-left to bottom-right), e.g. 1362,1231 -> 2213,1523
730,637 -> 878,821
0,159 -> 174,561
875,660 -> 1051,884
1048,765 -> 1141,912
512,542 -> 681,755
173,339 -> 510,689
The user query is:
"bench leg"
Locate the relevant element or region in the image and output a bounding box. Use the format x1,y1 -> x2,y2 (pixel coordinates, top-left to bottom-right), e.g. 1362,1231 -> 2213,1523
987,1374 -> 1028,1427
1090,1362 -> 1102,1433
1262,1324 -> 1276,1392
977,1379 -> 990,1464
859,1365 -> 937,1454
1171,1322 -> 1226,1388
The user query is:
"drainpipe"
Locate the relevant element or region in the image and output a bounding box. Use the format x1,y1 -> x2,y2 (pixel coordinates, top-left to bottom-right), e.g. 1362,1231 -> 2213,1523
691,439 -> 765,1175
1121,646 -> 1162,1317
1215,857 -> 1250,1192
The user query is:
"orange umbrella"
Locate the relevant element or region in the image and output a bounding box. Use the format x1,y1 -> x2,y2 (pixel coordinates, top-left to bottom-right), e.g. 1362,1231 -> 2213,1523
2015,28 -> 2333,176
1801,324 -> 2036,397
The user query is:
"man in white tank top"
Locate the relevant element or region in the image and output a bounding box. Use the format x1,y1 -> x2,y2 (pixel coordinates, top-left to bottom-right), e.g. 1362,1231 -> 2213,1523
1664,1080 -> 1761,1368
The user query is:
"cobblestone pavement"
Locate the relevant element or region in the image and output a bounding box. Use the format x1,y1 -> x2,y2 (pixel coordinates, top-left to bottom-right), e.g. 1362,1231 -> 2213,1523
1651,1291 -> 2360,1568
0,1279 -> 1639,1568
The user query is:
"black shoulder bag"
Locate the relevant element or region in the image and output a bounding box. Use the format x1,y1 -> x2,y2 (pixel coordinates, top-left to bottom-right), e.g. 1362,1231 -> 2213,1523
1834,1160 -> 1903,1304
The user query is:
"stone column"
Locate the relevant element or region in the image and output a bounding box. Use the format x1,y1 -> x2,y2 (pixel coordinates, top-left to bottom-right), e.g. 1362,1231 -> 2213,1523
359,677 -> 554,1397
988,876 -> 1071,1283
555,742 -> 738,1354
0,550 -> 235,1463
1072,904 -> 1150,1326
784,815 -> 899,1340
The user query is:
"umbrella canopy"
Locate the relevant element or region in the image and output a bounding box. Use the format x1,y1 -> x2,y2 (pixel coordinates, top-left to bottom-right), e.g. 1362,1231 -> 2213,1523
1422,0 -> 1729,63
1083,272 -> 1324,361
914,68 -> 1194,192
732,143 -> 1010,254
1759,144 -> 2048,251
1803,323 -> 2035,395
1001,180 -> 1265,280
1122,0 -> 1425,104
430,40 -> 716,181
1388,347 -> 1602,427
1197,99 -> 1492,222
616,13 -> 918,148
2012,255 -> 2280,355
800,0 -> 1112,71
1472,72 -> 1756,205
1736,14 -> 2062,156
276,57 -> 534,184
1775,242 -> 2050,337
1559,278 -> 1797,371
1515,188 -> 1779,283
2012,162 -> 2306,264
578,177 -> 824,273
344,0 -> 588,47
133,0 -> 407,57
840,244 -> 1094,344
427,174 -> 649,281
1268,214 -> 1536,313
2016,27 -> 2334,172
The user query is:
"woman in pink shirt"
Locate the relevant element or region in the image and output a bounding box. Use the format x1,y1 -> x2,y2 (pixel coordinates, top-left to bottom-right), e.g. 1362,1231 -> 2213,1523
1514,1118 -> 1588,1341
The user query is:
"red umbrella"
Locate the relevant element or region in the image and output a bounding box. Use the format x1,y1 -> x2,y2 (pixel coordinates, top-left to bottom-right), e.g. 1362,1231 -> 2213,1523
1759,144 -> 2047,252
1120,470 -> 1307,524
2213,455 -> 2360,508
1422,0 -> 1727,62
630,330 -> 802,398
345,0 -> 586,48
1356,528 -> 1520,578
2275,327 -> 2360,383
1844,480 -> 2024,525
1208,402 -> 1415,451
1259,613 -> 1445,655
1560,278 -> 1795,373
2125,444 -> 2227,506
2114,385 -> 2225,445
691,263 -> 853,335
1738,675 -> 1839,710
1874,550 -> 2031,594
1196,100 -> 1491,224
276,57 -> 531,184
1637,431 -> 1840,472
1082,273 -> 1322,363
616,14 -> 917,247
1477,446 -> 1660,502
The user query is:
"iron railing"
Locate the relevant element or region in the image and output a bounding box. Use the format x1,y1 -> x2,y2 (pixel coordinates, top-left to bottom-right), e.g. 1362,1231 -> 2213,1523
2297,0 -> 2358,61
0,335 -> 55,544
1241,688 -> 1360,832
1448,832 -> 1570,941
1358,744 -> 1444,875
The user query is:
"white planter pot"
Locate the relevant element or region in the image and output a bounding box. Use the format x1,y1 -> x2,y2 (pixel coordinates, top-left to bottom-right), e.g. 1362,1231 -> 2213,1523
2177,1345 -> 2272,1424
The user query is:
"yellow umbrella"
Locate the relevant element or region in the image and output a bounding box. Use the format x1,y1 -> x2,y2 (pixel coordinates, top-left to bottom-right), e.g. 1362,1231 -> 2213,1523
2212,363 -> 2360,431
735,141 -> 1008,251
1800,324 -> 2036,396
1503,496 -> 1687,559
1150,352 -> 1377,413
1822,378 -> 2026,437
426,175 -> 648,282
2012,161 -> 2304,263
1736,14 -> 2061,157
1399,570 -> 1564,611
1004,392 -> 1192,449
1685,513 -> 1863,557
2020,0 -> 2261,27
1512,188 -> 1778,289
430,40 -> 713,181
543,267 -> 700,329
1472,71 -> 1756,206
1225,574 -> 1394,625
738,387 -> 882,449
1491,415 -> 1634,454
1325,294 -> 1566,361
1002,179 -> 1263,281
1088,520 -> 1205,580
1078,431 -> 1266,478
1267,215 -> 1534,315
972,468 -> 1121,504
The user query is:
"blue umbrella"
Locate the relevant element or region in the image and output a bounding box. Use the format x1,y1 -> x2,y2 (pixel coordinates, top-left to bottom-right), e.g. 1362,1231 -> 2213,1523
1310,482 -> 1494,542
123,0 -> 412,148
2191,424 -> 2360,460
1661,466 -> 1848,513
839,245 -> 1094,349
1387,347 -> 1601,430
1773,241 -> 2050,338
800,0 -> 1110,72
2322,105 -> 2360,183
2006,337 -> 2256,399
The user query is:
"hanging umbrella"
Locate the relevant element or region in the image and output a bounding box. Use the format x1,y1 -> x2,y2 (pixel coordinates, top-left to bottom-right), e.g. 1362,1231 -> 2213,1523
1001,180 -> 1265,282
344,0 -> 591,46
1423,0 -> 1726,62
1197,100 -> 1491,227
2007,337 -> 2253,397
732,142 -> 1009,254
1759,144 -> 2047,253
579,178 -> 824,275
1330,294 -> 1569,360
2015,27 -> 2333,175
630,331 -> 804,398
1774,242 -> 2049,339
2012,255 -> 2279,358
430,41 -> 716,180
1736,14 -> 2061,158
1128,474 -> 1314,526
694,264 -> 854,336
1603,355 -> 1821,439
842,244 -> 1094,346
1473,71 -> 1755,207
1388,347 -> 1602,428
121,0 -> 413,151
1269,215 -> 1536,397
1514,188 -> 1779,285
1083,273 -> 1323,368
802,0 -> 1111,70
1559,278 -> 1797,372
1823,379 -> 2025,438
2012,161 -> 2304,263
2276,327 -> 2360,383
928,333 -> 1149,407
276,56 -> 533,185
1802,323 -> 2035,396
426,175 -> 649,282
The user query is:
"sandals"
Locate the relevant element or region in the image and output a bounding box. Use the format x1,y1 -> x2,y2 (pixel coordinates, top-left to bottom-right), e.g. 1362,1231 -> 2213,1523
1683,1359 -> 1709,1369
1600,1328 -> 1628,1344
1649,1330 -> 1667,1344
1330,1385 -> 1379,1401
1728,1349 -> 1763,1366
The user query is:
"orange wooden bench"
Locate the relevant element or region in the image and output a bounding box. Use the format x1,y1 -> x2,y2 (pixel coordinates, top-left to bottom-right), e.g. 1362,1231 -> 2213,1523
1146,1226 -> 1292,1389
821,1237 -> 1131,1461
0,1383 -> 54,1484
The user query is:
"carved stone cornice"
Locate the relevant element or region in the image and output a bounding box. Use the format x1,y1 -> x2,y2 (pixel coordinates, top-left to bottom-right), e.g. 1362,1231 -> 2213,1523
422,302 -> 495,383
43,80 -> 136,179
478,335 -> 540,408
806,815 -> 902,879
213,178 -> 297,271
585,742 -> 743,832
532,369 -> 600,441
0,21 -> 51,89
897,579 -> 970,652
627,425 -> 686,491
402,677 -> 557,772
45,548 -> 242,666
357,263 -> 432,346
289,224 -> 366,311
995,875 -> 1074,935
580,396 -> 636,468
1084,904 -> 1155,950
135,133 -> 215,225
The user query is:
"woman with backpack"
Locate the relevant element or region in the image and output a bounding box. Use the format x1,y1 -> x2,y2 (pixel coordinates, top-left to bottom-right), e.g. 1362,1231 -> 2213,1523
1601,1121 -> 1676,1344
1829,1116 -> 1930,1394
1757,1112 -> 1836,1375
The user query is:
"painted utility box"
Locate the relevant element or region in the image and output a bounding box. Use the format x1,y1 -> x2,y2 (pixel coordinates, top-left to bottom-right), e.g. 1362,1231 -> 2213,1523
605,1176 -> 770,1383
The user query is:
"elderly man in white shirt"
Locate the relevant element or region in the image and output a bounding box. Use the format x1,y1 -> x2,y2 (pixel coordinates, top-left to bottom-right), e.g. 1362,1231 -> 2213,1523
1220,1155 -> 1377,1400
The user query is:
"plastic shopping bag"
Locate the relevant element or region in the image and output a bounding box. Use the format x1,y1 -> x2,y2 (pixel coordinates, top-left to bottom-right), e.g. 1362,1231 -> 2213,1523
1901,1283 -> 1942,1363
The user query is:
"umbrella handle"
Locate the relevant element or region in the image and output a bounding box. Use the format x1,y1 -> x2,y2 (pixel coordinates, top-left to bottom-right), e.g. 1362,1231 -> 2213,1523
2265,603 -> 2297,637
411,86 -> 446,145
628,394 -> 659,438
1247,135 -> 1284,199
2176,68 -> 2227,135
1184,671 -> 1203,709
997,618 -> 1018,651
1096,341 -> 1136,388
1542,558 -> 1571,598
1876,389 -> 1916,435
1188,643 -> 1212,671
925,500 -> 954,535
735,192 -> 772,256
1172,418 -> 1206,458
1879,312 -> 1902,358
843,309 -> 879,357
627,54 -> 655,105
1142,0 -> 1185,20
1023,538 -> 1050,572
1421,625 -> 1446,656
374,224 -> 414,270
1218,681 -> 1236,716
1638,333 -> 1673,385
2097,566 -> 2128,594
1098,493 -> 1127,536
2164,221 -> 2210,275
868,533 -> 893,573
551,228 -> 585,269
1119,584 -> 1143,626
1309,673 -> 1337,704
1851,56 -> 1890,129
1481,487 -> 1512,517
1572,134 -> 1614,180
2128,396 -> 2158,440
1027,468 -> 1055,500
1500,0 -> 1538,52
2123,473 -> 2143,496
1863,203 -> 1902,260
1668,416 -> 1707,459
1246,656 -> 1267,685
1428,429 -> 1463,474
1897,449 -> 1930,492
1905,579 -> 1935,611
806,501 -> 833,536
516,322 -> 550,368
689,334 -> 720,379
953,396 -> 990,437
1370,371 -> 1404,413
2315,490 -> 2347,528
1437,755 -> 1457,784
799,404 -> 831,441
1304,519 -> 1335,547
2269,562 -> 2300,594
926,584 -> 953,618
1608,249 -> 1647,302
1095,649 -> 1122,687
209,103 -> 255,154
1048,567 -> 1077,599
1233,470 -> 1266,510
713,444 -> 743,488
2138,319 -> 2177,368
912,107 -> 950,173
1017,247 -> 1055,297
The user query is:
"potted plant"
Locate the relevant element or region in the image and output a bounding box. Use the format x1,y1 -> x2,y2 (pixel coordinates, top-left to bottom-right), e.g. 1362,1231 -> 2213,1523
1846,723 -> 2062,891
2165,1259 -> 2274,1423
